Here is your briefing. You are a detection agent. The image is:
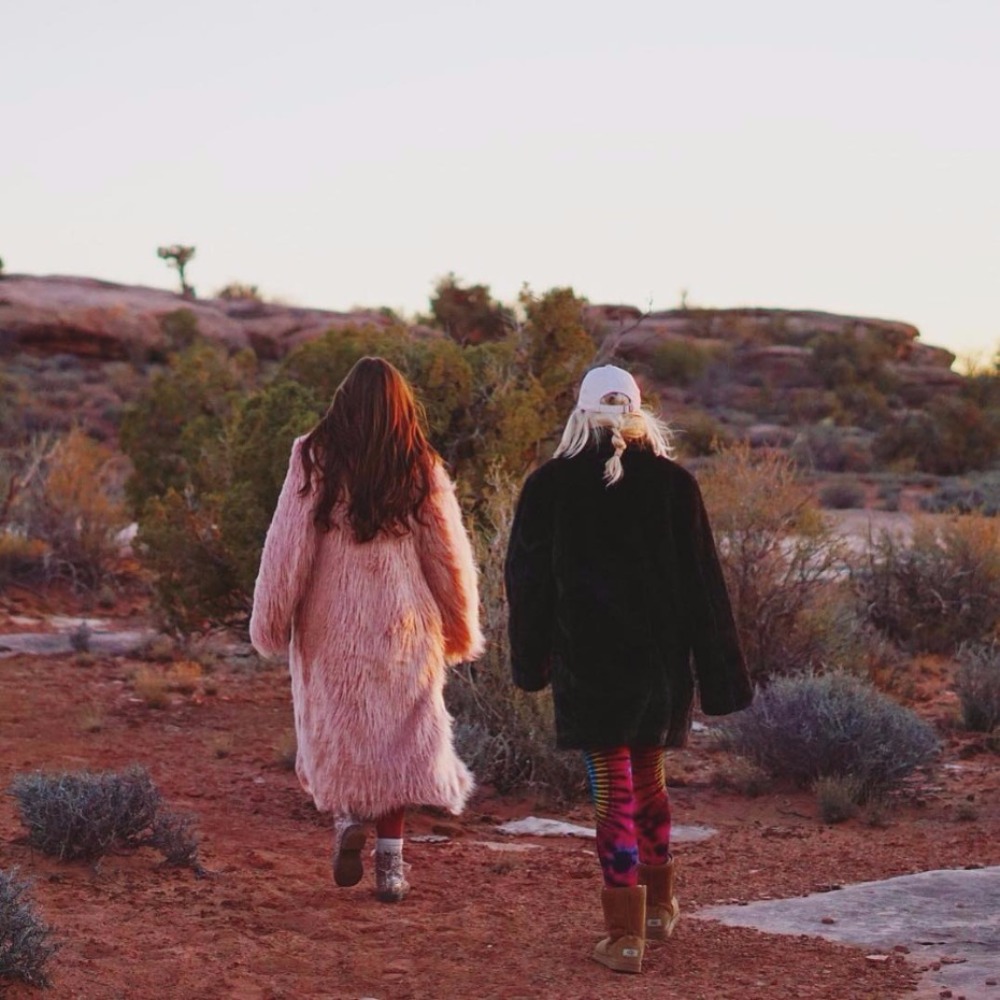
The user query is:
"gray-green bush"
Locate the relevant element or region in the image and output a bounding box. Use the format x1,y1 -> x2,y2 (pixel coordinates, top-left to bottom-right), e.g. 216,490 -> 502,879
0,869 -> 57,989
716,673 -> 938,799
9,765 -> 202,873
955,641 -> 1000,733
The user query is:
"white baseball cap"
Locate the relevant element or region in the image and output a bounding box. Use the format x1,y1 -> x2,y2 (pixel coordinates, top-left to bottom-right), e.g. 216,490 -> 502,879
576,365 -> 641,413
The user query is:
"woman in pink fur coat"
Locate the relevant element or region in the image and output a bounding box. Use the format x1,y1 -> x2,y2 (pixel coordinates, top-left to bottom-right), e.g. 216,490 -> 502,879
250,357 -> 484,902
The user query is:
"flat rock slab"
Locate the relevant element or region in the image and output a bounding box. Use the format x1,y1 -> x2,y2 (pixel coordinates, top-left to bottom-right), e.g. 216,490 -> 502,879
0,629 -> 157,658
697,866 -> 1000,997
497,816 -> 716,842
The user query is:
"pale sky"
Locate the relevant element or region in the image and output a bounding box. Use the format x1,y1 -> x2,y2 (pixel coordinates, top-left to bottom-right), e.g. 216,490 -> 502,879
4,0 -> 999,363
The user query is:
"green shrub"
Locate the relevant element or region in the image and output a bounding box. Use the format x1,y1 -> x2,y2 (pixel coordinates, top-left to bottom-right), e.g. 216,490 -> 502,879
158,308 -> 202,355
446,467 -> 585,799
429,274 -> 514,345
819,480 -> 866,510
791,425 -> 874,474
716,673 -> 938,799
955,641 -> 1000,733
855,515 -> 1000,653
874,400 -> 1000,475
9,765 -> 202,873
809,331 -> 895,389
877,480 -> 902,511
833,383 -> 891,430
215,282 -> 261,302
919,473 -> 1000,516
675,412 -> 732,457
121,287 -> 597,630
0,869 -> 57,989
121,340 -> 257,513
649,339 -> 718,386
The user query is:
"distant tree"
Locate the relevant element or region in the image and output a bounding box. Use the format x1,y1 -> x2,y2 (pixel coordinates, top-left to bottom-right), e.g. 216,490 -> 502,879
518,285 -> 594,427
0,255 -> 5,277
157,245 -> 197,298
430,274 -> 514,345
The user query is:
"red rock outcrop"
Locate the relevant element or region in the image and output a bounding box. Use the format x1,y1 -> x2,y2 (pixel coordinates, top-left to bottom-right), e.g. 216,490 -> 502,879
0,275 -> 399,361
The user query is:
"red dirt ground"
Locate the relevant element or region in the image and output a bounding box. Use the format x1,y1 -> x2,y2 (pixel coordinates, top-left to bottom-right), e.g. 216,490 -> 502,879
1,594 -> 998,1000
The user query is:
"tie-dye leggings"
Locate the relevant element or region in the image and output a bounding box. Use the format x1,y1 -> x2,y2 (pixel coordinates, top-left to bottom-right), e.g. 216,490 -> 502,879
583,746 -> 672,888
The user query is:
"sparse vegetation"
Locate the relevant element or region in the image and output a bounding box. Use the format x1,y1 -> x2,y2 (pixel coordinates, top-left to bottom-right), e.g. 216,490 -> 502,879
649,339 -> 721,386
121,286 -> 595,628
133,666 -> 170,708
0,868 -> 57,989
814,774 -> 863,824
874,399 -> 1000,475
698,442 -> 851,680
215,282 -> 262,302
919,472 -> 1000,516
716,673 -> 938,799
856,514 -> 1000,653
955,641 -> 1000,733
446,467 -> 585,798
8,766 -> 202,873
819,480 -> 866,510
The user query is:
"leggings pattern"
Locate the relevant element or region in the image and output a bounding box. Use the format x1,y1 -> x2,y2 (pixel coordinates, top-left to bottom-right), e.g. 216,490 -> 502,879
631,746 -> 672,865
583,747 -> 672,887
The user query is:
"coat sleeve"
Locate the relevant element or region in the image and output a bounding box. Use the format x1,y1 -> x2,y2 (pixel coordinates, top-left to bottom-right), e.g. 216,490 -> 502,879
504,467 -> 555,692
249,438 -> 318,658
674,472 -> 754,715
415,462 -> 485,665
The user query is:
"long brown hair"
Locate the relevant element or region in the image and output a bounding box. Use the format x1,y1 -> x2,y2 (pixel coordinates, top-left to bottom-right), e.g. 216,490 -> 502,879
299,357 -> 437,542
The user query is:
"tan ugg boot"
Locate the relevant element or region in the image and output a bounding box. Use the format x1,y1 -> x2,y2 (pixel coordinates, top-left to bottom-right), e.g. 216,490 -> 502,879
591,885 -> 646,974
638,858 -> 680,940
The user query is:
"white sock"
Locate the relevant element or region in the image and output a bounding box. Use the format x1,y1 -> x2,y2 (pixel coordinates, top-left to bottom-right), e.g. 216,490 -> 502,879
376,837 -> 403,855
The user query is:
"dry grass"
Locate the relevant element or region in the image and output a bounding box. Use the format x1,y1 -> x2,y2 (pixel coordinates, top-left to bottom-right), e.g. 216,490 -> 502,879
132,666 -> 170,709
166,660 -> 202,694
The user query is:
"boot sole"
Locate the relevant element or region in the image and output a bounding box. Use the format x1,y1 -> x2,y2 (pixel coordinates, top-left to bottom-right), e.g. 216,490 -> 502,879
333,824 -> 366,887
375,885 -> 410,903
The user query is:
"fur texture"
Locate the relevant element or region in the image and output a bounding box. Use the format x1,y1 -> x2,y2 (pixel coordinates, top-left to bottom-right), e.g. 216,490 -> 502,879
250,438 -> 483,817
505,443 -> 752,749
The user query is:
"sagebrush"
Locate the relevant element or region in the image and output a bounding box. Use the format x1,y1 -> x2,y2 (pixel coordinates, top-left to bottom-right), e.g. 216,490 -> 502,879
955,641 -> 1000,733
0,868 -> 57,989
9,765 -> 203,873
716,673 -> 938,799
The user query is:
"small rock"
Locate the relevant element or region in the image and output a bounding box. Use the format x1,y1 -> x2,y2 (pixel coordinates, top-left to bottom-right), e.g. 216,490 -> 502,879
865,954 -> 890,964
821,917 -> 837,925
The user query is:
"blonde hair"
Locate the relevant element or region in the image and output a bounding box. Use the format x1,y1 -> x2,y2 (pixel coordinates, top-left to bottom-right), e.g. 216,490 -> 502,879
553,392 -> 675,485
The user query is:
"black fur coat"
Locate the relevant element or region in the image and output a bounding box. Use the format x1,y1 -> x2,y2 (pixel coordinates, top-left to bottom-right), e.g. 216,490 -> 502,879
504,442 -> 753,749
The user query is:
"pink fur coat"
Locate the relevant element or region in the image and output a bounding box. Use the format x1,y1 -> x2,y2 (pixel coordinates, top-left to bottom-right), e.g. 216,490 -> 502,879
250,438 -> 484,818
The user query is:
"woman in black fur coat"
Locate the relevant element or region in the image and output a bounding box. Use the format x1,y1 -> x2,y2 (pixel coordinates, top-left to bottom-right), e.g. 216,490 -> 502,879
504,365 -> 753,975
